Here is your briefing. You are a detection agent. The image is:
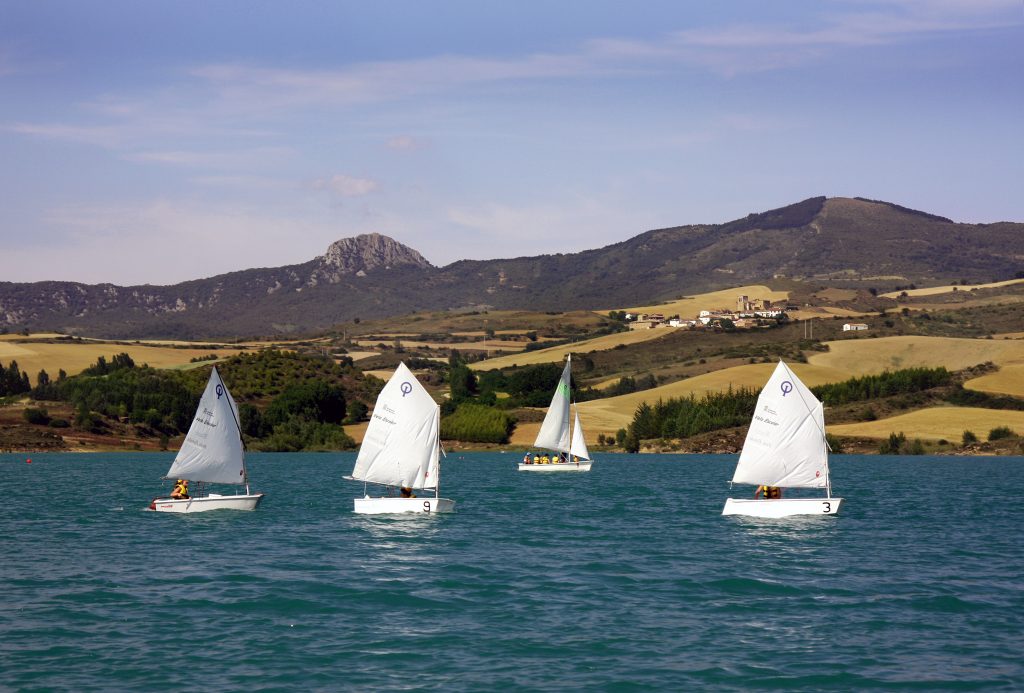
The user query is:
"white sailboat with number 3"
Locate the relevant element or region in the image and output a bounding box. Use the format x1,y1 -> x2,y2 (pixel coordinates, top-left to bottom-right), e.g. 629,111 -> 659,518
346,362 -> 455,514
722,360 -> 842,518
150,366 -> 264,513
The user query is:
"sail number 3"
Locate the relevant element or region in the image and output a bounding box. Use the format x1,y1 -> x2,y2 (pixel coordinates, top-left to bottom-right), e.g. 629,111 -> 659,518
822,502 -> 831,513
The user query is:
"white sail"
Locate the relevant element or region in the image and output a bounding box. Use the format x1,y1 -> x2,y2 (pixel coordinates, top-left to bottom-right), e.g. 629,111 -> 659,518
731,360 -> 829,488
165,367 -> 247,485
569,409 -> 590,461
351,362 -> 440,490
533,356 -> 572,453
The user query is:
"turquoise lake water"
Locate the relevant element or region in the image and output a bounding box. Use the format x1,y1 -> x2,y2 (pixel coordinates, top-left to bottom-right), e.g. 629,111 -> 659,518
1,452 -> 1022,691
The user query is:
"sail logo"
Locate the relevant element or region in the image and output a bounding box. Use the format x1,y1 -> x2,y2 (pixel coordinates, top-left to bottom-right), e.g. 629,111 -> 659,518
400,382 -> 413,397
215,384 -> 224,399
780,381 -> 793,396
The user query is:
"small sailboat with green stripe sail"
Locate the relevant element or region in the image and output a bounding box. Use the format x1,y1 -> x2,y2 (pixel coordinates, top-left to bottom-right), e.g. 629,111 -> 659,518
519,354 -> 592,472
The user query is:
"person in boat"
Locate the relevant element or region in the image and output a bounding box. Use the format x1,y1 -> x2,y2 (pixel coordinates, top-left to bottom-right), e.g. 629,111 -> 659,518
523,452 -> 532,465
755,485 -> 782,499
541,454 -> 550,464
171,479 -> 190,499
400,486 -> 416,498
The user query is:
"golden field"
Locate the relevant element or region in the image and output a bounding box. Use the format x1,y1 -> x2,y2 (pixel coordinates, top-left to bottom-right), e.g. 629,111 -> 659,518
0,338 -> 243,385
618,285 -> 790,317
964,364 -> 1024,398
809,336 -> 1024,376
828,406 -> 1024,441
469,327 -> 675,371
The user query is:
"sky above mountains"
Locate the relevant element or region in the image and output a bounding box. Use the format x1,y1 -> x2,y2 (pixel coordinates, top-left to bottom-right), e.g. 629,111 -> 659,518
2,0 -> 1022,285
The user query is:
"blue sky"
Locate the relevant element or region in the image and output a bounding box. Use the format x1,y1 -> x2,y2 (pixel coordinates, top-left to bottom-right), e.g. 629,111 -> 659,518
2,0 -> 1022,284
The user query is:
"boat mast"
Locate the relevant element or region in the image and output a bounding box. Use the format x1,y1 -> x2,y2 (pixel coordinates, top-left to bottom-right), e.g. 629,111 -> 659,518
566,353 -> 572,459
215,367 -> 251,495
436,427 -> 443,500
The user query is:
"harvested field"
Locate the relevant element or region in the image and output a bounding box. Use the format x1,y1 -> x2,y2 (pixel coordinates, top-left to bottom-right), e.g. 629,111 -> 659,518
964,365 -> 1024,398
828,406 -> 1024,441
470,328 -> 677,371
0,340 -> 245,384
809,336 -> 1024,376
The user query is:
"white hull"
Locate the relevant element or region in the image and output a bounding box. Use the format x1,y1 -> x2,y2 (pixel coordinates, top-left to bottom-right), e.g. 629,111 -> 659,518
150,493 -> 264,513
722,497 -> 842,518
518,461 -> 592,472
353,496 -> 455,515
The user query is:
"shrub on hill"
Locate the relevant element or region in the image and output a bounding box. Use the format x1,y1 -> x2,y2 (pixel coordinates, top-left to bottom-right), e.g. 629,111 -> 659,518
988,426 -> 1015,441
440,403 -> 515,443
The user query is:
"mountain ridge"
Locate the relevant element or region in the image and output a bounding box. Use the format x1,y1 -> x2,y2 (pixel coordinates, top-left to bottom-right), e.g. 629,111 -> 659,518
3,196 -> 1022,339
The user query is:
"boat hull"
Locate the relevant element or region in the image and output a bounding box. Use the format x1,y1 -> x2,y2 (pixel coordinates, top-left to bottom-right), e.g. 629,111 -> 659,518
150,493 -> 265,513
353,496 -> 455,515
722,497 -> 842,518
518,462 -> 592,472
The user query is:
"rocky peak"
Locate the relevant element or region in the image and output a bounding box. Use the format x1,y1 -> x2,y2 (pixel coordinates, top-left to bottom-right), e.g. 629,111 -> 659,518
319,233 -> 433,276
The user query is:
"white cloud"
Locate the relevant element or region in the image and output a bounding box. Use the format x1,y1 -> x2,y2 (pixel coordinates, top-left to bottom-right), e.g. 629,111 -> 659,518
312,174 -> 379,197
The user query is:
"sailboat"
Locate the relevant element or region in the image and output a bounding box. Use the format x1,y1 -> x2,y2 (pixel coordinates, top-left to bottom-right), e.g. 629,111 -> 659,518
150,366 -> 264,513
347,362 -> 455,514
722,360 -> 842,518
519,354 -> 593,472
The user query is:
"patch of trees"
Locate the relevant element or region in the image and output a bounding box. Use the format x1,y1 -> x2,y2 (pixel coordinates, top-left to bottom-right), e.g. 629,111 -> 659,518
0,360 -> 31,396
440,403 -> 515,443
629,388 -> 760,441
811,367 -> 953,405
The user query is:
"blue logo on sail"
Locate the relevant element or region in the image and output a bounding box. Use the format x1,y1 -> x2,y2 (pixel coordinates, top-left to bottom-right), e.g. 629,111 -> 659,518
780,381 -> 793,396
400,382 -> 413,397
215,384 -> 224,399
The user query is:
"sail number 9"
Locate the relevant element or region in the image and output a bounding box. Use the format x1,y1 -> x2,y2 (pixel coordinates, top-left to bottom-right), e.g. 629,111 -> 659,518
422,501 -> 432,513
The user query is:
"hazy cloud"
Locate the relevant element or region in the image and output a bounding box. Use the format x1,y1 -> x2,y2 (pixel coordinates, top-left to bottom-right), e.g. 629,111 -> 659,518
386,135 -> 426,151
312,174 -> 379,197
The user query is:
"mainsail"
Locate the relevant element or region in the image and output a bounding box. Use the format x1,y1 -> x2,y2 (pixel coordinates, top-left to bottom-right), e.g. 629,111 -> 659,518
351,362 -> 440,490
732,361 -> 829,488
569,409 -> 590,461
165,367 -> 247,485
533,356 -> 572,453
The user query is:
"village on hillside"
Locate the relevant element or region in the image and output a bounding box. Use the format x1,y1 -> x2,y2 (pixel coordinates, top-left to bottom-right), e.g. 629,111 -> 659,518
625,293 -> 871,334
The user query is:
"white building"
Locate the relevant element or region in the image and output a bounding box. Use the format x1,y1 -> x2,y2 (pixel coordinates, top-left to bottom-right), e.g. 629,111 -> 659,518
843,323 -> 869,332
